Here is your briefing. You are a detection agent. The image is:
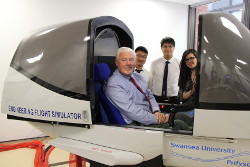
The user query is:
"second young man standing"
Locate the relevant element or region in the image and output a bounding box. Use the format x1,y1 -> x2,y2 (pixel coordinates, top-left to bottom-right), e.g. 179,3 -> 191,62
134,46 -> 151,86
149,37 -> 180,103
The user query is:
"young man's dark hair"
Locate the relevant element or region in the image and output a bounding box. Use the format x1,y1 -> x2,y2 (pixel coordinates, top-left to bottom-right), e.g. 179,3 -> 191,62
160,37 -> 175,47
135,46 -> 148,54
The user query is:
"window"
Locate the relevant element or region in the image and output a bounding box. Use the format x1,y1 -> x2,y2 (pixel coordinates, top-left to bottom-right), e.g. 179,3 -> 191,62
194,0 -> 243,49
232,0 -> 243,5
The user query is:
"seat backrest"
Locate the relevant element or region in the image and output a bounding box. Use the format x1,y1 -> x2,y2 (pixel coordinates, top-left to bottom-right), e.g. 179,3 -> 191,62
94,82 -> 109,124
94,63 -> 127,125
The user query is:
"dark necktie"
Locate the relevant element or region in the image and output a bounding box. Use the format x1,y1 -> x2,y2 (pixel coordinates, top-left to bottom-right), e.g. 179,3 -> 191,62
129,76 -> 153,113
135,69 -> 143,73
162,61 -> 170,100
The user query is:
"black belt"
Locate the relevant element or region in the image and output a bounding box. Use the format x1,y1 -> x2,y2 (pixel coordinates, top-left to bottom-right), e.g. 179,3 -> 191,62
154,95 -> 180,104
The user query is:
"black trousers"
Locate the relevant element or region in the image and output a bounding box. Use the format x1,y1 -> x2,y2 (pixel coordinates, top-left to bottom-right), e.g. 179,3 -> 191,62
129,114 -> 193,131
142,114 -> 193,131
154,95 -> 180,104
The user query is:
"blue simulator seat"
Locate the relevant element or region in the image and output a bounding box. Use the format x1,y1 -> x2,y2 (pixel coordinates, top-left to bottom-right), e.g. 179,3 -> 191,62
94,63 -> 127,125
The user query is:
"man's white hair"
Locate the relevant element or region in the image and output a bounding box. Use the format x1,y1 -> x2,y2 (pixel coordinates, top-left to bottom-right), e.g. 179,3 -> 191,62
116,47 -> 136,60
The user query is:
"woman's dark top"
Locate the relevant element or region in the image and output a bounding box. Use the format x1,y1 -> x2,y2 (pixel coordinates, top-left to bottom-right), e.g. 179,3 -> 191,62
178,77 -> 196,111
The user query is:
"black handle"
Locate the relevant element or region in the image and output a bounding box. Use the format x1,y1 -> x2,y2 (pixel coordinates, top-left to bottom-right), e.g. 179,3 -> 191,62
168,107 -> 177,127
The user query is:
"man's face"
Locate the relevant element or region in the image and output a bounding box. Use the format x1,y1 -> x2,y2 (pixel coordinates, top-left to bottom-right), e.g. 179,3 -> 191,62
161,42 -> 175,59
115,51 -> 135,77
135,50 -> 147,69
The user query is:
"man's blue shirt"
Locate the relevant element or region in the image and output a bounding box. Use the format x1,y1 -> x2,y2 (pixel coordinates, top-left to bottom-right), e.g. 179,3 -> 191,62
103,69 -> 159,125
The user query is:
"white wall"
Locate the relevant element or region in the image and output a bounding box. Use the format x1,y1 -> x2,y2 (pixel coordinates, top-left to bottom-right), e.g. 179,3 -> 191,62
0,0 -> 188,142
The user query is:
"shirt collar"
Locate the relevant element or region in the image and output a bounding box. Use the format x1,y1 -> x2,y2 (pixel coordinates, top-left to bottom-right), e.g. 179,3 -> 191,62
135,68 -> 143,73
115,69 -> 132,79
161,56 -> 174,63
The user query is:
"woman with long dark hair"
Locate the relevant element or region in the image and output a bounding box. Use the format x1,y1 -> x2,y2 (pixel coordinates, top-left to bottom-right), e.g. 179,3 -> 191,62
178,49 -> 198,117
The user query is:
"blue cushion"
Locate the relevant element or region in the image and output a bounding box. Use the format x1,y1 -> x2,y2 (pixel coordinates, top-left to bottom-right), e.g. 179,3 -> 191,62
95,83 -> 109,124
94,63 -> 111,82
98,88 -> 127,125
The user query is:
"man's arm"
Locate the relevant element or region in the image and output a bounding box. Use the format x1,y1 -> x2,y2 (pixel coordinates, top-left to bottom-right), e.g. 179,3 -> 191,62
154,112 -> 169,124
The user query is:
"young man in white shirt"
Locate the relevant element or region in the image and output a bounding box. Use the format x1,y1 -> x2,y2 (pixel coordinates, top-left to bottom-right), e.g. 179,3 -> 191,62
134,46 -> 152,86
149,37 -> 180,103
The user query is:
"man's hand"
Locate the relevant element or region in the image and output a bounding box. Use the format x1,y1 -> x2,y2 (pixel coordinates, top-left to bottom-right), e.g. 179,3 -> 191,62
154,112 -> 169,124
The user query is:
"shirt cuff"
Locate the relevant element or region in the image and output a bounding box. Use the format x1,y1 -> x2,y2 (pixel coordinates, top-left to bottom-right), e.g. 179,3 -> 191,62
153,107 -> 160,113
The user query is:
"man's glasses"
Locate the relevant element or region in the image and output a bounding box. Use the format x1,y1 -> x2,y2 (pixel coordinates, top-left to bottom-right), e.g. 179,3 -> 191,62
185,56 -> 196,62
119,58 -> 135,63
136,54 -> 147,58
162,45 -> 174,49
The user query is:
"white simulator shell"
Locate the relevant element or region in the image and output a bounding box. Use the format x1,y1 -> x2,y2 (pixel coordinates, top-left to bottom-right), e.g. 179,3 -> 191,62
2,14 -> 250,167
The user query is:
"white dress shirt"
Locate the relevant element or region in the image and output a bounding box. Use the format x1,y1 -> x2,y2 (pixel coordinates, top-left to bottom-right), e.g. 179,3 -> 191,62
134,68 -> 152,86
149,56 -> 180,97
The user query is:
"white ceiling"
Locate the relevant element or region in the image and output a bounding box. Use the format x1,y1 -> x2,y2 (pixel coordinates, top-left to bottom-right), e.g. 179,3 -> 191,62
158,0 -> 218,6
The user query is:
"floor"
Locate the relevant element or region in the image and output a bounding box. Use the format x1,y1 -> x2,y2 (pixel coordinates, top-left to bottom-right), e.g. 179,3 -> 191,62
0,136 -> 90,167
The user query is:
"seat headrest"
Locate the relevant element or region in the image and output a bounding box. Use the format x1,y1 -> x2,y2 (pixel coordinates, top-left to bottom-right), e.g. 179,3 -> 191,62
94,63 -> 111,82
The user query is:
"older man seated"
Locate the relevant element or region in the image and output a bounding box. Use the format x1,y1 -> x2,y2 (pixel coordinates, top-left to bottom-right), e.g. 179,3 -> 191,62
103,47 -> 193,130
